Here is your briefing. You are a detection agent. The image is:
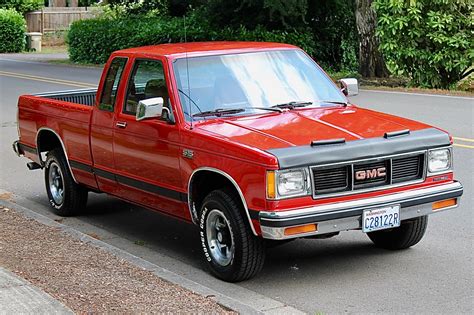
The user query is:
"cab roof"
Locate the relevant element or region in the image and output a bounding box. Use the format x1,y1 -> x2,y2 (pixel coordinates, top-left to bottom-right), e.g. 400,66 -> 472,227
114,41 -> 299,59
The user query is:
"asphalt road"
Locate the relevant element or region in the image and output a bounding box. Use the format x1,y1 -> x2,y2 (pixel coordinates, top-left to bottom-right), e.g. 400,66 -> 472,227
1,57 -> 473,314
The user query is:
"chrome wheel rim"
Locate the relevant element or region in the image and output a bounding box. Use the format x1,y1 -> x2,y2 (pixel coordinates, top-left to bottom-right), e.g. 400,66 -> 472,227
48,162 -> 64,205
206,209 -> 234,266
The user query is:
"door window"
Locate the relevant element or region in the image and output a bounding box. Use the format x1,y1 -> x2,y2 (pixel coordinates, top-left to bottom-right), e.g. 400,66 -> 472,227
123,59 -> 170,116
99,57 -> 127,111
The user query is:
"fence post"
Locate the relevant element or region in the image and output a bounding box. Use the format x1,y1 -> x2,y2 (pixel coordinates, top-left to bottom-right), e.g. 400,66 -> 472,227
40,9 -> 44,34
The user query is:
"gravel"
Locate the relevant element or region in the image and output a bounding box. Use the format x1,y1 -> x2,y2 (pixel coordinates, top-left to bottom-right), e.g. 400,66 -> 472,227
0,205 -> 234,314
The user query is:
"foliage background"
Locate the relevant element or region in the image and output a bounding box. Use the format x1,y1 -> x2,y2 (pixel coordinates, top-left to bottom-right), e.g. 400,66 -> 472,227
0,8 -> 26,52
374,0 -> 473,88
67,11 -> 315,64
2,0 -> 469,90
0,0 -> 43,15
70,0 -> 358,73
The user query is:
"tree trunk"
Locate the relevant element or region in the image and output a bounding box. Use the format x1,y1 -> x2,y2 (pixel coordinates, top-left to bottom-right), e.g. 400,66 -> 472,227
355,0 -> 388,77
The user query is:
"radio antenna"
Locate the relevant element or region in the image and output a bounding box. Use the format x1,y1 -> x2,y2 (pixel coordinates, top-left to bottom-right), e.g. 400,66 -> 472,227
184,15 -> 193,130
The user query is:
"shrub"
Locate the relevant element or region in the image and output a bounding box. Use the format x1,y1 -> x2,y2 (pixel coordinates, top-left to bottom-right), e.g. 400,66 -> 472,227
374,0 -> 473,89
0,8 -> 26,53
67,13 -> 316,64
0,0 -> 43,15
307,0 -> 359,72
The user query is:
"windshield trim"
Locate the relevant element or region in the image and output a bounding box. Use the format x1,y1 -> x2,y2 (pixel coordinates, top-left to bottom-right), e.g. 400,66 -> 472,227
171,47 -> 299,62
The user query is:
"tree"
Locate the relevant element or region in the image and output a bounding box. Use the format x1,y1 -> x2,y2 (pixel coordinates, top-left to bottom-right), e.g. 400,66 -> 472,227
374,0 -> 473,88
307,0 -> 359,72
355,0 -> 388,77
106,0 -> 168,16
204,0 -> 307,30
0,0 -> 43,14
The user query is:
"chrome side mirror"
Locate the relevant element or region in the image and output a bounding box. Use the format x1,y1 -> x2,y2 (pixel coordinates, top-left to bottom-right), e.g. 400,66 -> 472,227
339,78 -> 359,96
136,97 -> 168,121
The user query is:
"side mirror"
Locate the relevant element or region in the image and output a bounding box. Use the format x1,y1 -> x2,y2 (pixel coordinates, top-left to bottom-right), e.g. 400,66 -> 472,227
339,78 -> 359,96
136,97 -> 169,121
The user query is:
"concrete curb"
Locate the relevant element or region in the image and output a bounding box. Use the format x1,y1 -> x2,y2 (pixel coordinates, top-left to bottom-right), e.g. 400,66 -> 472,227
0,196 -> 305,315
0,267 -> 73,314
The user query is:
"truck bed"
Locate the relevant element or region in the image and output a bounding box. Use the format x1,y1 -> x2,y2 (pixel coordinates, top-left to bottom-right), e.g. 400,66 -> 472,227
17,88 -> 96,185
33,88 -> 97,106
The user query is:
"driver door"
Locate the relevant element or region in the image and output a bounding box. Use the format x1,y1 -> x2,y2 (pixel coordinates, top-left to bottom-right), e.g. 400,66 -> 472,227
112,58 -> 186,218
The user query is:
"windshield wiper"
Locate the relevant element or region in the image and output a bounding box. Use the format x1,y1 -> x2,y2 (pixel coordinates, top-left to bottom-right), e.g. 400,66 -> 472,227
271,101 -> 313,109
252,107 -> 283,113
191,106 -> 282,118
192,108 -> 246,118
317,100 -> 348,106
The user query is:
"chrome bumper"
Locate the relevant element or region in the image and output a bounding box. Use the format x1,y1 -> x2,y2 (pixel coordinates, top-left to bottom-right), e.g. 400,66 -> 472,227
260,181 -> 463,240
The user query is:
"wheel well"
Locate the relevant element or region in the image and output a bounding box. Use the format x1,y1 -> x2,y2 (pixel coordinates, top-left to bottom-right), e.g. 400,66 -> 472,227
189,170 -> 244,220
37,130 -> 62,155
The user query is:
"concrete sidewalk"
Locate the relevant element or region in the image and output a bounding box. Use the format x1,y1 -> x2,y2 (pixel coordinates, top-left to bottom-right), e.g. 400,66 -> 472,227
0,267 -> 72,314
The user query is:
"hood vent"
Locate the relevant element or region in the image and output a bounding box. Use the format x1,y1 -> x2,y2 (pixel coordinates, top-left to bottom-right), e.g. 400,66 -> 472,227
311,138 -> 346,147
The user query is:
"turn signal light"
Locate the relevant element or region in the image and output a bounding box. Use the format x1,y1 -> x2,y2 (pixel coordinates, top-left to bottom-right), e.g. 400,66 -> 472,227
266,171 -> 276,199
432,198 -> 456,211
284,224 -> 317,236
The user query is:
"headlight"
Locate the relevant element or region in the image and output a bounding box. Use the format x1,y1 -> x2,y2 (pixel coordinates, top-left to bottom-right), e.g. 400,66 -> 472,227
428,148 -> 451,173
267,168 -> 310,199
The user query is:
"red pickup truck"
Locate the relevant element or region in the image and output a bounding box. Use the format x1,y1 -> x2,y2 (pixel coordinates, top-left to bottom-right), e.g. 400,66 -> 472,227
13,42 -> 463,282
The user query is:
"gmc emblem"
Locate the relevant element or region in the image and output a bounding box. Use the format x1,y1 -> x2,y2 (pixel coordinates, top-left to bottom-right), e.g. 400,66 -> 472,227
355,167 -> 387,180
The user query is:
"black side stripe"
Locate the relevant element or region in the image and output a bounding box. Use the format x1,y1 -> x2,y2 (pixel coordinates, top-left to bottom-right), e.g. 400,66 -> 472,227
19,143 -> 37,155
69,160 -> 93,173
93,168 -> 115,181
115,174 -> 185,202
69,160 -> 187,202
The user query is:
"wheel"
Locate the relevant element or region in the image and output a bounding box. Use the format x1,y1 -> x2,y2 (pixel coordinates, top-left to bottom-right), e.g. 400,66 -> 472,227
44,149 -> 88,216
367,216 -> 428,250
199,189 -> 265,282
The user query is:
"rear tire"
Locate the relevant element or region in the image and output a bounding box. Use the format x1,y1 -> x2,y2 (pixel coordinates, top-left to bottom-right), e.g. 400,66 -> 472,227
44,149 -> 88,216
199,189 -> 265,282
367,216 -> 428,250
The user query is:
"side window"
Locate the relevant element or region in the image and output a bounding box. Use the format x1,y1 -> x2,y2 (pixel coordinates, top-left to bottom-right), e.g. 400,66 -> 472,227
99,57 -> 127,111
124,59 -> 170,115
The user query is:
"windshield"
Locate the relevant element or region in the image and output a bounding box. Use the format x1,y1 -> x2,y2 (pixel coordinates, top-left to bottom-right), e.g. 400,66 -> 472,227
173,49 -> 346,120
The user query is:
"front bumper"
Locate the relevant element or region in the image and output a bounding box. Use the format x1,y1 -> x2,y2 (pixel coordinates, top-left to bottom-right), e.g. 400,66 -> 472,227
259,181 -> 463,240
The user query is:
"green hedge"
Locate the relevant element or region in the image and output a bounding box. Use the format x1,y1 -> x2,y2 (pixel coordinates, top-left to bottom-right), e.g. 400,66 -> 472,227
0,8 -> 26,53
0,0 -> 44,15
67,14 -> 316,64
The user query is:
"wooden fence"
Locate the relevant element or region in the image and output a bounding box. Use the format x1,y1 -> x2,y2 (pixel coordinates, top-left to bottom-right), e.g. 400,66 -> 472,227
25,7 -> 99,33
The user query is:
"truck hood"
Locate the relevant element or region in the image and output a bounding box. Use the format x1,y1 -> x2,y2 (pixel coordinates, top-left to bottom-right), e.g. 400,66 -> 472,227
197,106 -> 433,151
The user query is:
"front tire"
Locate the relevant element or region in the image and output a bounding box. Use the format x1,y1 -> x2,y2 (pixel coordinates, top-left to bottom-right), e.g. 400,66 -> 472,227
45,149 -> 88,216
199,189 -> 265,282
367,216 -> 428,250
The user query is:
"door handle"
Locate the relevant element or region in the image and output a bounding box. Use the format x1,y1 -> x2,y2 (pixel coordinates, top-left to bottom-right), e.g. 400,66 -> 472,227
116,121 -> 127,128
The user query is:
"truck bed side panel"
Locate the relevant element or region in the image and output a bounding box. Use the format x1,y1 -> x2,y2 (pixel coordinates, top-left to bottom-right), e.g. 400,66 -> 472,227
18,95 -> 98,189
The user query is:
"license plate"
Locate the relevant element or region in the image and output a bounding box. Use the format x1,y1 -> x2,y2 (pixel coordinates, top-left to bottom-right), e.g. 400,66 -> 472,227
362,205 -> 400,233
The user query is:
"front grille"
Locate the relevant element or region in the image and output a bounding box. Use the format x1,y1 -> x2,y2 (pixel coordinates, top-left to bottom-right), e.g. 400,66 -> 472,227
392,154 -> 424,183
313,166 -> 351,194
311,152 -> 425,197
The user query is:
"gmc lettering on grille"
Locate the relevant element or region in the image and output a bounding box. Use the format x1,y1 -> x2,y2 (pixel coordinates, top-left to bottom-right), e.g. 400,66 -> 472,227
355,167 -> 387,180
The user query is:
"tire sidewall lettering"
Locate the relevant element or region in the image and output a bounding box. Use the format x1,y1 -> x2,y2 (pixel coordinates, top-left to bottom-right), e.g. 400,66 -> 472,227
199,207 -> 212,262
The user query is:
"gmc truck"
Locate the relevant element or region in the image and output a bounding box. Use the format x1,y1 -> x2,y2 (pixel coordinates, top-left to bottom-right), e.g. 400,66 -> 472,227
13,42 -> 463,282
